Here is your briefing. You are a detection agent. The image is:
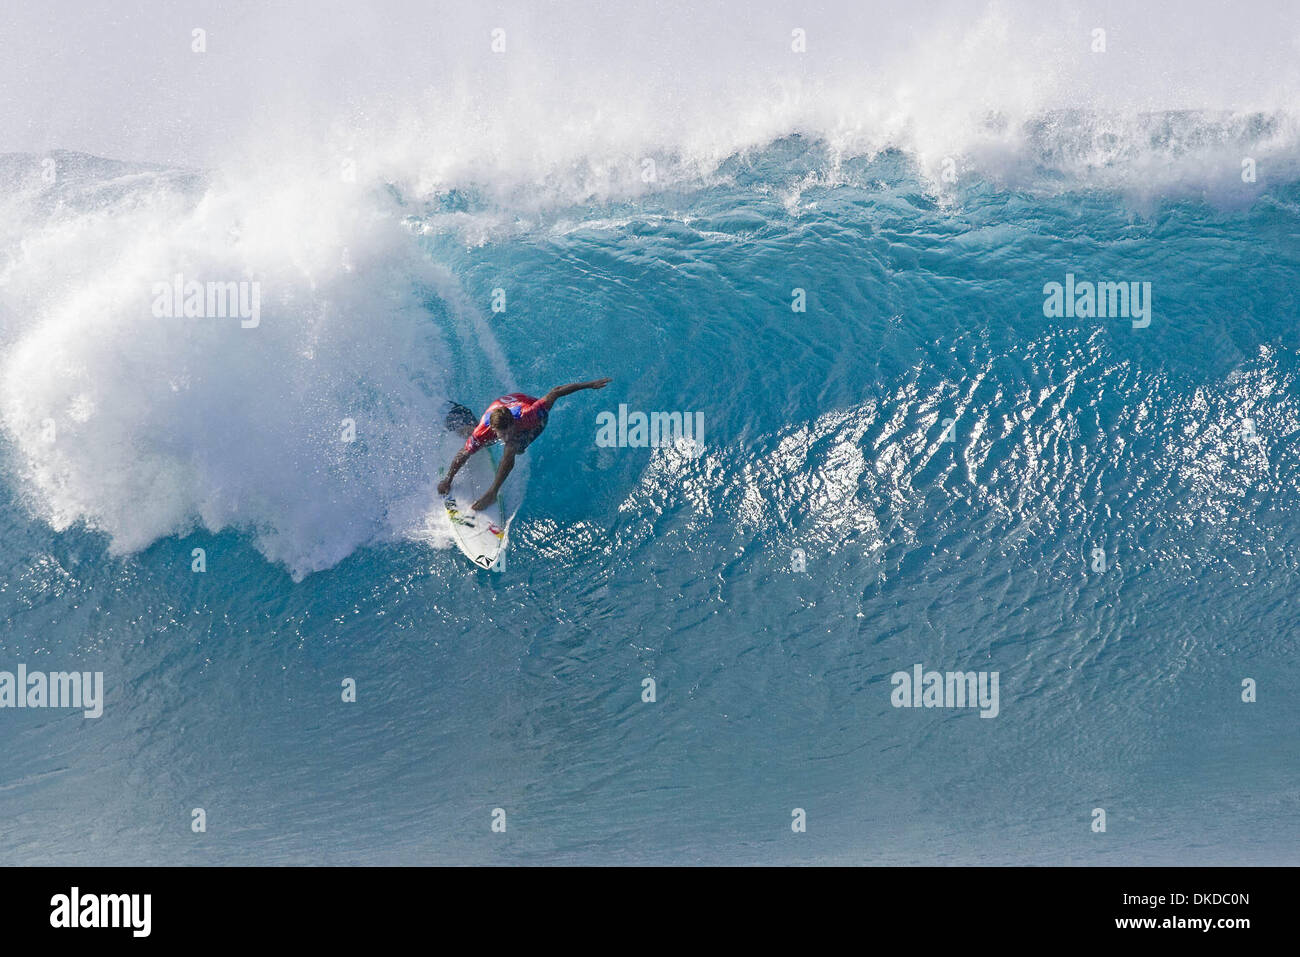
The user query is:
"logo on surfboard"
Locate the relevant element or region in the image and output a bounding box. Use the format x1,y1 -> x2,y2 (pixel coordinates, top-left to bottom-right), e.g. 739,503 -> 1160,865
444,499 -> 504,539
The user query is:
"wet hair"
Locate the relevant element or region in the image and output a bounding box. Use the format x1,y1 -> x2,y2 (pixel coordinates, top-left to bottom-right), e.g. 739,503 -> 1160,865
489,407 -> 514,432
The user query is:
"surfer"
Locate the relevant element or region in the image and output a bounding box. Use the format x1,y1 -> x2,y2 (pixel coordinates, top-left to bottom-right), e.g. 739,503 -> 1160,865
439,378 -> 613,511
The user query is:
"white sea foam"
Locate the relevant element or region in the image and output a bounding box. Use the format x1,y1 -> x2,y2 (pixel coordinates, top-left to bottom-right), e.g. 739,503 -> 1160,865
0,154 -> 474,579
8,2 -> 1300,202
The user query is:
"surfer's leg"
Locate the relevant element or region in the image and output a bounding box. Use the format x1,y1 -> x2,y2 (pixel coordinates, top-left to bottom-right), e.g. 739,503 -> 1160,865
443,402 -> 478,437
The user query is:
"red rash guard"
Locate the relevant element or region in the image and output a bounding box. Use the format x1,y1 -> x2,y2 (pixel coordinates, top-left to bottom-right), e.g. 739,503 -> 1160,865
464,393 -> 551,454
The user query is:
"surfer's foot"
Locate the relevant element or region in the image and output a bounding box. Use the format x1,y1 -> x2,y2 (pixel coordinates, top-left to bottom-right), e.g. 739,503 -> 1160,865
471,492 -> 497,511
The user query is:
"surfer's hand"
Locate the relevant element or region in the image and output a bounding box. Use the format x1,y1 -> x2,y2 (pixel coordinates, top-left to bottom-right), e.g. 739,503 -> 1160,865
437,477 -> 452,496
472,491 -> 496,511
589,377 -> 612,389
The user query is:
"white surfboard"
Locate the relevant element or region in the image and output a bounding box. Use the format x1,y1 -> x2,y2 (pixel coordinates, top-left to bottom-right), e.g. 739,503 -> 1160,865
442,444 -> 509,571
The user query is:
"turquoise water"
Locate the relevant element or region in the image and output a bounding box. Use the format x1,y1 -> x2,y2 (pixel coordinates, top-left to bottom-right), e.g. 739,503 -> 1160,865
1,130 -> 1298,863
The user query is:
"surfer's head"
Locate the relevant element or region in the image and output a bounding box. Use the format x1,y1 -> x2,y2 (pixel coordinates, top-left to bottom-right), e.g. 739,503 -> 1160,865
489,406 -> 514,436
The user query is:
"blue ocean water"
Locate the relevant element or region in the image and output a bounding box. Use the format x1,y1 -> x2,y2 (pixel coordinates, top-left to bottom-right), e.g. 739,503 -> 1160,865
1,128 -> 1298,864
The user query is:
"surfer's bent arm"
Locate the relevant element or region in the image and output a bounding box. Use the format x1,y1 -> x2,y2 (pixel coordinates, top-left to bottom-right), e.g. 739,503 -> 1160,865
543,377 -> 612,406
488,445 -> 515,494
473,446 -> 516,510
438,448 -> 473,495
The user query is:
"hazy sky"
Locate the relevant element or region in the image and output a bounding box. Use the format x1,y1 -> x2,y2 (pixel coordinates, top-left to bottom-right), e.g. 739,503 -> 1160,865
2,0 -> 1297,167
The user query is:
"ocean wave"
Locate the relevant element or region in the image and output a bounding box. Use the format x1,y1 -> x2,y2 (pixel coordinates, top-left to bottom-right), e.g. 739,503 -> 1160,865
4,9 -> 1300,575
0,153 -> 482,579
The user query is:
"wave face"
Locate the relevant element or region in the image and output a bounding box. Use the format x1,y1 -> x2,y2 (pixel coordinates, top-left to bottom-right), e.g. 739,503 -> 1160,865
3,1 -> 1300,864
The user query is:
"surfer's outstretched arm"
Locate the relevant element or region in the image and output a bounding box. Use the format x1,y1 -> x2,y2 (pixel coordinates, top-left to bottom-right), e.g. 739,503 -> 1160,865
473,446 -> 516,511
543,377 -> 612,406
438,448 -> 472,495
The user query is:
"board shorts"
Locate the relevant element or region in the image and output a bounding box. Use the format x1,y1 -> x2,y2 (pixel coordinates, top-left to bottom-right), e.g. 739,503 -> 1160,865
464,393 -> 550,454
443,402 -> 479,435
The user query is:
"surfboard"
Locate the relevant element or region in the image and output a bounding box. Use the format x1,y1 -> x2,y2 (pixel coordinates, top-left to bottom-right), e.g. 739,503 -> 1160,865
441,443 -> 509,571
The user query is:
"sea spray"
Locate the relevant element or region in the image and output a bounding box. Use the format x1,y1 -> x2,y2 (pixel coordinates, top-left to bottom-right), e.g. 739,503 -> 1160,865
0,157 -> 496,579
